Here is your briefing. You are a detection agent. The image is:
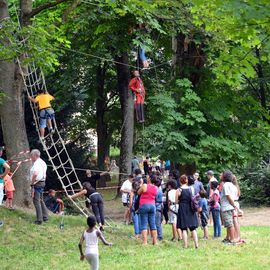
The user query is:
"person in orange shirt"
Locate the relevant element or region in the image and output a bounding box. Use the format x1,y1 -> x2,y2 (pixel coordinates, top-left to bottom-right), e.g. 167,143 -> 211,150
28,89 -> 55,140
129,70 -> 145,123
4,173 -> 15,209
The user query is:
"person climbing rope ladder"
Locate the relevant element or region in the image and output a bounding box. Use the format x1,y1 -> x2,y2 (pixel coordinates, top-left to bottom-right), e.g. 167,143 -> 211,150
28,89 -> 55,140
129,70 -> 145,123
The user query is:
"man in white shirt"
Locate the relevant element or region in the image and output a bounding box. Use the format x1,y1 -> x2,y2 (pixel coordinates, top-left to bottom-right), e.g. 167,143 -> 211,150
220,170 -> 238,244
120,175 -> 133,224
30,149 -> 48,225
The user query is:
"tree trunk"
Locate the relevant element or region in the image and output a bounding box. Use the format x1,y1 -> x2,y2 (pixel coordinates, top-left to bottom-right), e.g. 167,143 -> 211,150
0,0 -> 32,206
96,65 -> 110,170
116,54 -> 134,184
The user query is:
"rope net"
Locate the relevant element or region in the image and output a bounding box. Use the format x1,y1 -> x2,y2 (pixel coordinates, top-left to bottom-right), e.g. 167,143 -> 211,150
18,60 -> 91,218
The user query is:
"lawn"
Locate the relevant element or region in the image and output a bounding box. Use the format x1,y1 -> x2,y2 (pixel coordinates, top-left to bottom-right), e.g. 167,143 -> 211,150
0,207 -> 269,270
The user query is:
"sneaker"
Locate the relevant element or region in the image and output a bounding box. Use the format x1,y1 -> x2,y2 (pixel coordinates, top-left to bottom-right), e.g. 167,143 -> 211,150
33,221 -> 42,225
43,218 -> 48,222
49,128 -> 55,134
0,220 -> 3,227
222,238 -> 230,243
99,226 -> 104,232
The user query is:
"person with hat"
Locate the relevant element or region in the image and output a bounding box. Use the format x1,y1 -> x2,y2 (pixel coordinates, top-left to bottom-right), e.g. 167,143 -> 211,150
0,147 -> 10,205
28,89 -> 55,140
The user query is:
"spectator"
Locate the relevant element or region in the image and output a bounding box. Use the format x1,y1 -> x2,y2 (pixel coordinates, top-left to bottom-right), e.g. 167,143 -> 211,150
232,175 -> 244,242
167,180 -> 182,241
30,149 -> 48,225
193,172 -> 204,195
198,190 -> 209,239
45,189 -> 64,214
220,170 -> 237,244
120,175 -> 133,225
138,175 -> 158,245
134,168 -> 143,182
143,157 -> 150,175
209,181 -> 221,238
165,160 -> 171,176
131,156 -> 140,173
176,175 -> 199,249
153,176 -> 163,241
206,170 -> 218,198
4,173 -> 15,209
0,147 -> 10,205
71,182 -> 105,231
130,181 -> 141,238
78,215 -> 112,270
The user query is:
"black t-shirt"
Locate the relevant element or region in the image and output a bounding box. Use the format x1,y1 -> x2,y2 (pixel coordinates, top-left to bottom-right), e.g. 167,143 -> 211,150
85,174 -> 100,190
45,196 -> 58,213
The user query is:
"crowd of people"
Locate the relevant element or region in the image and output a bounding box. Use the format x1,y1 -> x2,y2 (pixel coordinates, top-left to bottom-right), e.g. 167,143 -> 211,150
120,167 -> 245,247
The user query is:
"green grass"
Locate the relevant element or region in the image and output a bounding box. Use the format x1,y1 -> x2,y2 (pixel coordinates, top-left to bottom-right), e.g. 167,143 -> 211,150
0,207 -> 269,270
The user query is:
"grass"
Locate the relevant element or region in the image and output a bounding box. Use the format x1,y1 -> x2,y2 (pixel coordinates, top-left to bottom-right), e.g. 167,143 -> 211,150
0,207 -> 270,270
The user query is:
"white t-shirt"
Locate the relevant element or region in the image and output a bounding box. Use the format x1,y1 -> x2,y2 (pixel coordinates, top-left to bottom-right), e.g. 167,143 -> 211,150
168,189 -> 177,204
30,158 -> 47,182
84,230 -> 99,255
231,184 -> 239,201
120,180 -> 132,203
221,182 -> 235,212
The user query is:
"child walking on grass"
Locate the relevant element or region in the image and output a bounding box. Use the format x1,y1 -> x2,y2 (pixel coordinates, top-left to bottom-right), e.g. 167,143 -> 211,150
79,216 -> 112,270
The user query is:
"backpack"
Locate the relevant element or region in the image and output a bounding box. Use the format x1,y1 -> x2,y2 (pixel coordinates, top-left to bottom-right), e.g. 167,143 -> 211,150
189,187 -> 200,212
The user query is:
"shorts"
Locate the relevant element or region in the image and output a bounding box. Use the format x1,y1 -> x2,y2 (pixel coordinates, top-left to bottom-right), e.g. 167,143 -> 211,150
6,191 -> 14,199
222,210 -> 234,228
39,108 -> 55,128
168,204 -> 179,224
200,212 -> 209,228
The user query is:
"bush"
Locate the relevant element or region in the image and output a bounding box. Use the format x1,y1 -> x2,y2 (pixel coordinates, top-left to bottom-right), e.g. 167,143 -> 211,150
240,159 -> 270,206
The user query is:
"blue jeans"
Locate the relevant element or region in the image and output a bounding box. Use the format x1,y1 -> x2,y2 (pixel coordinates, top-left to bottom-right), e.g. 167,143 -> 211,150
155,210 -> 163,240
132,212 -> 141,236
39,108 -> 55,128
211,208 -> 221,237
139,204 -> 157,231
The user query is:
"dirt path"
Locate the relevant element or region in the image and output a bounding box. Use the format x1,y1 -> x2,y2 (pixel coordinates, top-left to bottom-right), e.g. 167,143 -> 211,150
104,201 -> 270,226
239,207 -> 270,226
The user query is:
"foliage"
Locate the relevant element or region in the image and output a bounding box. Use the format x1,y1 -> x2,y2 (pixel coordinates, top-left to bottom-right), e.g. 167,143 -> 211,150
240,156 -> 270,206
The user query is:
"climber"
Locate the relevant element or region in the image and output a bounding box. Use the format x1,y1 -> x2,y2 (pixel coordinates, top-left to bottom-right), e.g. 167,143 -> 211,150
129,70 -> 145,123
28,89 -> 55,140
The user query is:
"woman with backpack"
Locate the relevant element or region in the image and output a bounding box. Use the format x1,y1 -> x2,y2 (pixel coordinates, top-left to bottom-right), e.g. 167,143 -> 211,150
175,174 -> 199,249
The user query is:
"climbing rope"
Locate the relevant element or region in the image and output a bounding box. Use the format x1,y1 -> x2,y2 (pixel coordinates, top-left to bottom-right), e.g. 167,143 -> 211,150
17,59 -> 91,218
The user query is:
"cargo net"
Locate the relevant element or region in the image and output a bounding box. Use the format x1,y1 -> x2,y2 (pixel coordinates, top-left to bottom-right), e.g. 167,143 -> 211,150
18,61 -> 90,217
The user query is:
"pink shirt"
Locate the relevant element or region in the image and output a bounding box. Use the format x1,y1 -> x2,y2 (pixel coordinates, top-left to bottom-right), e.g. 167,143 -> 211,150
140,184 -> 157,206
4,175 -> 15,192
210,189 -> 220,209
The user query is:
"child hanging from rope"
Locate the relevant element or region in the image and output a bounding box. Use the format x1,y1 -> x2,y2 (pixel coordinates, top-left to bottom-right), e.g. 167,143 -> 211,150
28,89 -> 55,140
79,215 -> 112,270
129,70 -> 145,123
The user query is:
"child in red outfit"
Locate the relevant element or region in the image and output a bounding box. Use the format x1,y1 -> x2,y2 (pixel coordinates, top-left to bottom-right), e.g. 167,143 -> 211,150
4,173 -> 15,209
129,70 -> 145,123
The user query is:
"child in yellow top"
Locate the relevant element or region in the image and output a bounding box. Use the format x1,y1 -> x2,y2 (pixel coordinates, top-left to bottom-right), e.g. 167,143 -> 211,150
28,89 -> 55,140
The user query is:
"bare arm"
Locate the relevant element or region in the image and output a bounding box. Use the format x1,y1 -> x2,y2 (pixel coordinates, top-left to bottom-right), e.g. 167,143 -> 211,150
28,96 -> 38,103
70,189 -> 87,199
31,171 -> 38,185
137,183 -> 147,195
175,189 -> 181,204
0,162 -> 10,179
78,232 -> 85,260
226,195 -> 237,209
97,230 -> 112,246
